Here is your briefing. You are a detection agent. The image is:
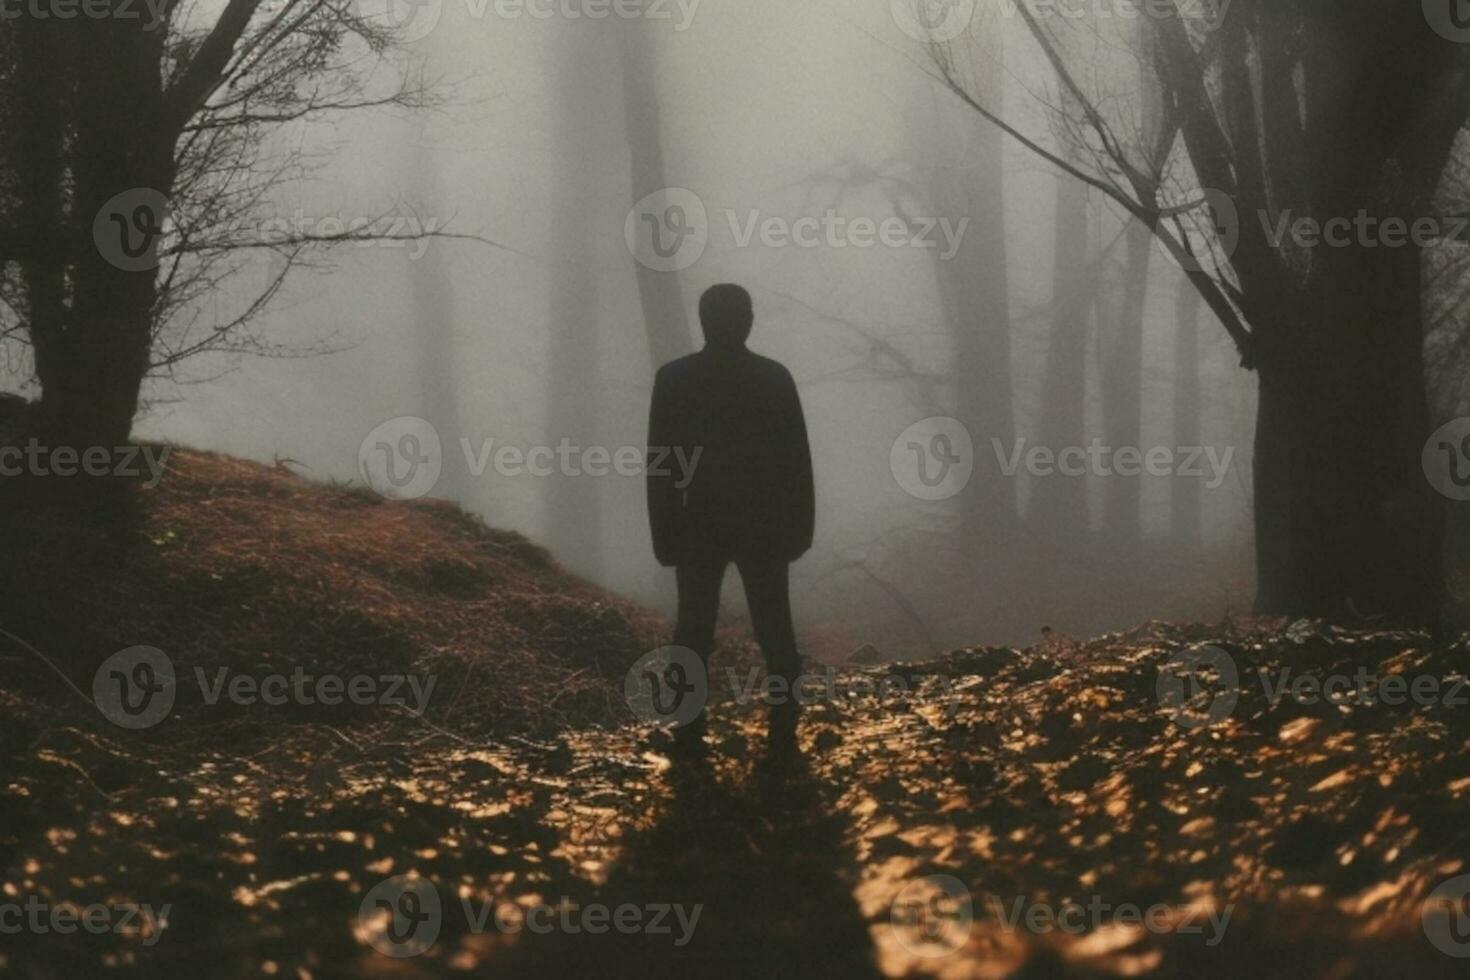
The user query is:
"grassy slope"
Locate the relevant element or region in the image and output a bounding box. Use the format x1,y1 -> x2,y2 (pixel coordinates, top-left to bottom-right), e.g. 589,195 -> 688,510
0,447 -> 666,744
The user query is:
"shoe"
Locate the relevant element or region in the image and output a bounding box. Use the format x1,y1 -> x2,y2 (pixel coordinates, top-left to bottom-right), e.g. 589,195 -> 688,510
668,717 -> 708,761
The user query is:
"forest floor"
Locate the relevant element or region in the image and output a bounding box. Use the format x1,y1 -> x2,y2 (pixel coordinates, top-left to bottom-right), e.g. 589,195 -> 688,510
2,452 -> 1469,978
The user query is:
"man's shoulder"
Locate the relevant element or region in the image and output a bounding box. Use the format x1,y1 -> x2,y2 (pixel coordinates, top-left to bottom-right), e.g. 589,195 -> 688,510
655,352 -> 702,380
653,353 -> 702,391
744,350 -> 795,383
655,349 -> 794,387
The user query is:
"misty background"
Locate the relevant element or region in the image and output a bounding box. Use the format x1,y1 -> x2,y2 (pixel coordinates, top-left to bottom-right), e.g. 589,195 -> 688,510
0,0 -> 1258,653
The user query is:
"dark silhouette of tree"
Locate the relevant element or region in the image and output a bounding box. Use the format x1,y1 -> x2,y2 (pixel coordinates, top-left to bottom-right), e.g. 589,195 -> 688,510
1,1 -> 434,456
928,1 -> 1470,625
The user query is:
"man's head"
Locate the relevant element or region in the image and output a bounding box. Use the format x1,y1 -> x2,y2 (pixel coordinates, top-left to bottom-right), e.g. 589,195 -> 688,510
698,283 -> 753,350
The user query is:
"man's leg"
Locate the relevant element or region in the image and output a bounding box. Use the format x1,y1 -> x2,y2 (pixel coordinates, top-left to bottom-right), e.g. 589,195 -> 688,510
671,559 -> 726,746
735,559 -> 801,745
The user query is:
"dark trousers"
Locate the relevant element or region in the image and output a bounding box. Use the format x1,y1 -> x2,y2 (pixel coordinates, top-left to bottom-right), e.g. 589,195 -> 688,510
673,557 -> 801,707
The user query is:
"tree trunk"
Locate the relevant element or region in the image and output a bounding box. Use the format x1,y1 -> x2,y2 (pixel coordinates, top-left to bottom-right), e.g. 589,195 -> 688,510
407,136 -> 471,502
543,26 -> 606,578
39,14 -> 169,453
619,20 -> 693,372
1171,281 -> 1202,550
1253,241 -> 1442,625
14,18 -> 70,410
942,54 -> 1016,573
1100,218 -> 1151,553
1032,163 -> 1092,544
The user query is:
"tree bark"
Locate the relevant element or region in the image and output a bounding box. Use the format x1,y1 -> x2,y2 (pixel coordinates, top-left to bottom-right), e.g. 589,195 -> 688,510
39,13 -> 170,452
1253,240 -> 1443,625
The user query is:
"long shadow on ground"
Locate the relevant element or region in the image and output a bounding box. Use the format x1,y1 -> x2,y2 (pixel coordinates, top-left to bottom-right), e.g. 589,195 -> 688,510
495,741 -> 880,979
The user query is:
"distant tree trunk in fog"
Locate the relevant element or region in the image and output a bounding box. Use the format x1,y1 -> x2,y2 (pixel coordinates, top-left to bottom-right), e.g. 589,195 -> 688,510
408,138 -> 470,502
619,21 -> 692,371
1171,281 -> 1202,550
1032,142 -> 1092,545
1099,220 -> 1150,553
1098,52 -> 1159,556
543,29 -> 604,577
934,52 -> 1017,575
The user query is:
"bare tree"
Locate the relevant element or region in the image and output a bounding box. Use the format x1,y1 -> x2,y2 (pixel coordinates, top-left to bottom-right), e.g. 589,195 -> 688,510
2,0 -> 436,457
926,0 -> 1470,624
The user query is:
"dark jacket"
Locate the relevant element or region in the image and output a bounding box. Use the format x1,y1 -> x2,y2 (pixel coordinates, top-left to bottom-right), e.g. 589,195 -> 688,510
647,345 -> 815,566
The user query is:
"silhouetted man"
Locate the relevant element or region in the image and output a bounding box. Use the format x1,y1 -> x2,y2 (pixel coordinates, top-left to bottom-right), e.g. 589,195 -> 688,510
647,284 -> 815,753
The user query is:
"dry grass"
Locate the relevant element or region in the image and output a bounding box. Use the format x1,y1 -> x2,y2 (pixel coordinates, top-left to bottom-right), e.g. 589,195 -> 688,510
0,446 -> 667,747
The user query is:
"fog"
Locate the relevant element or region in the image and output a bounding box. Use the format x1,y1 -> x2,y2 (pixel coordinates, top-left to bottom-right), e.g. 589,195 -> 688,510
114,0 -> 1256,653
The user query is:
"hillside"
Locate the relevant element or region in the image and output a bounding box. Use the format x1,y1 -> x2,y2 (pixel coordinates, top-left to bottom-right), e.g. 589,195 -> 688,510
0,448 -> 665,744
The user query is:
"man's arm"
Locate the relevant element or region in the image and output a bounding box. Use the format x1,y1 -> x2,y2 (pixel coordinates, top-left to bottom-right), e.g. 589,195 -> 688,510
783,371 -> 815,560
646,368 -> 679,566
